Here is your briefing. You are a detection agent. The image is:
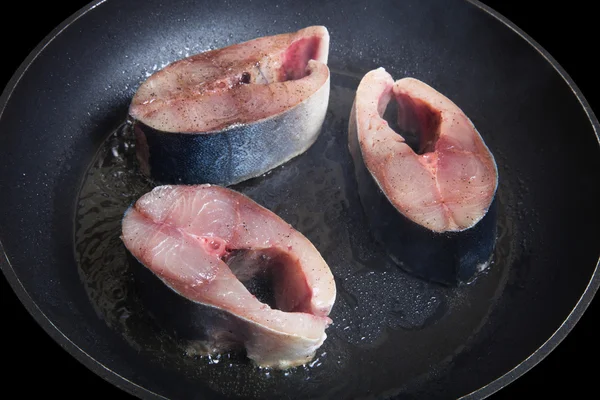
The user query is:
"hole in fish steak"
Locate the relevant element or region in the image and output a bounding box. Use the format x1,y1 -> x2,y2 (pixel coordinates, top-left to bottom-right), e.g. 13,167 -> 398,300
382,98 -> 420,153
224,248 -> 312,313
281,36 -> 322,80
238,36 -> 322,86
382,93 -> 442,155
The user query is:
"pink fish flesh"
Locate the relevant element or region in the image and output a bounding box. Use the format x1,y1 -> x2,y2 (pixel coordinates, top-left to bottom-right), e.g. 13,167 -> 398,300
121,184 -> 336,368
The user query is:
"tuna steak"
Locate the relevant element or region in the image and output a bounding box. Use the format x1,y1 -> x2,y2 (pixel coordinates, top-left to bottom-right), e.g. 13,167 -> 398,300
349,68 -> 498,285
130,26 -> 330,186
121,184 -> 336,368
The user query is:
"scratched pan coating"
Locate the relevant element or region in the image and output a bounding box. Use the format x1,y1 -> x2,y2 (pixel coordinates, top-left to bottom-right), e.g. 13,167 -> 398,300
1,0 -> 599,399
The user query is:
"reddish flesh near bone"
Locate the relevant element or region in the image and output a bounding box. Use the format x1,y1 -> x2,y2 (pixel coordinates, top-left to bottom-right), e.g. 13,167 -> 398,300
352,69 -> 498,232
121,185 -> 335,368
129,26 -> 330,133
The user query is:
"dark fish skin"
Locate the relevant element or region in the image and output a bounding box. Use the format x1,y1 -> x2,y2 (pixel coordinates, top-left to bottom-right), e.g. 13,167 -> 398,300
134,77 -> 329,185
348,73 -> 498,286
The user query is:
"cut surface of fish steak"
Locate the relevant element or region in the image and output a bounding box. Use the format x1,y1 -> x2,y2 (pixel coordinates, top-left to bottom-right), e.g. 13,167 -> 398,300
121,184 -> 336,368
350,68 -> 498,233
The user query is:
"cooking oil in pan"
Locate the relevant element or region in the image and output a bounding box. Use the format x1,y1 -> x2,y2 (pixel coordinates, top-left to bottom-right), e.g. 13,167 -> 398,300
74,71 -> 514,399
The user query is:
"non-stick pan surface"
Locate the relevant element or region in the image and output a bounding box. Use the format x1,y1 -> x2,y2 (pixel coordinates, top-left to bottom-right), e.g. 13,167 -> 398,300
1,1 -> 599,398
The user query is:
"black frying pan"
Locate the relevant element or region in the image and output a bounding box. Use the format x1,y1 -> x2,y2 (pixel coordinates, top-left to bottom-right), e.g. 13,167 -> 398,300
2,1 -> 599,398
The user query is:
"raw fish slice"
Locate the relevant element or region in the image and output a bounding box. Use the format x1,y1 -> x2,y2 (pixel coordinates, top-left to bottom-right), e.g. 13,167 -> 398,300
130,26 -> 331,186
349,68 -> 498,285
121,184 -> 336,368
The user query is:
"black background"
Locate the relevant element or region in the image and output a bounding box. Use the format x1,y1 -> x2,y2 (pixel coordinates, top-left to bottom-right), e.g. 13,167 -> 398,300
1,1 -> 597,398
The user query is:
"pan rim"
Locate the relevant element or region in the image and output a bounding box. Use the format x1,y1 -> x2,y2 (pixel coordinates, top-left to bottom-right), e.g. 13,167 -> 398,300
460,1 -> 600,397
0,1 -> 599,399
0,2 -> 167,398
